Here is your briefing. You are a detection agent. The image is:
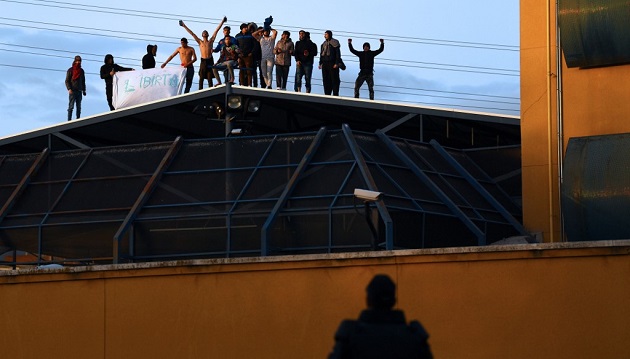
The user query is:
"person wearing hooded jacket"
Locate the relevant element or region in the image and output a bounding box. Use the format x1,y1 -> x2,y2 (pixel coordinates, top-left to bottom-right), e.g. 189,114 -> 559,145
142,44 -> 157,69
100,54 -> 133,110
319,30 -> 342,96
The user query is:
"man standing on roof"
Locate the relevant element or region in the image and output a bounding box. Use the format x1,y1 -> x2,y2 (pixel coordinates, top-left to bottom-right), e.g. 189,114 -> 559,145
294,30 -> 317,93
274,30 -> 294,90
319,30 -> 342,96
235,23 -> 257,87
65,55 -> 86,121
100,54 -> 133,110
142,44 -> 157,69
348,38 -> 384,100
161,37 -> 197,94
254,26 -> 277,89
180,17 -> 226,89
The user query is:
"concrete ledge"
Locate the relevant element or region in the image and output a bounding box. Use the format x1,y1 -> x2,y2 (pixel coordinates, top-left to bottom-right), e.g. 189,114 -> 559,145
2,239 -> 630,280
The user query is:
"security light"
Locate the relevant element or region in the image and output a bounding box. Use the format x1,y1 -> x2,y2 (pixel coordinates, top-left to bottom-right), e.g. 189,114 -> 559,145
227,95 -> 242,110
247,99 -> 261,113
354,188 -> 383,202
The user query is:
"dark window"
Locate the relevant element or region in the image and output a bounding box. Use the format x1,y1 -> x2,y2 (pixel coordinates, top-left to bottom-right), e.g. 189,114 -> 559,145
559,0 -> 630,68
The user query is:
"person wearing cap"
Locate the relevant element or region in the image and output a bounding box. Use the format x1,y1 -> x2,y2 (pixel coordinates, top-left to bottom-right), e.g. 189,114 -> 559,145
348,38 -> 384,100
161,37 -> 197,93
328,274 -> 433,359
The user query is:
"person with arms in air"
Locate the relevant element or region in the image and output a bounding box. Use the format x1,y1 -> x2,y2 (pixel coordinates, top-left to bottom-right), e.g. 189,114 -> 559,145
254,26 -> 277,89
180,17 -> 226,89
348,38 -> 384,100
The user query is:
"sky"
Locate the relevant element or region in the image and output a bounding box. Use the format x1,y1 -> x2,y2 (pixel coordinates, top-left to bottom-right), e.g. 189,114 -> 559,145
0,0 -> 520,139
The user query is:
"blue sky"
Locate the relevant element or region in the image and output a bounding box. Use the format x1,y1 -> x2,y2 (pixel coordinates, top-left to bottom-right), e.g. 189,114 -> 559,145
0,0 -> 519,138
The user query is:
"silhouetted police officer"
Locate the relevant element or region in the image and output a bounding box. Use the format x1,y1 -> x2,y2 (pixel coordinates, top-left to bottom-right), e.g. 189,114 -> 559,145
328,274 -> 433,359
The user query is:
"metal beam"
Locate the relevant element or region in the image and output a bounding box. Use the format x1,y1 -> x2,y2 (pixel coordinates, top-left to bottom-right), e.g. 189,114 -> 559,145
227,134 -> 279,255
380,113 -> 417,134
39,150 -> 93,227
343,124 -> 394,250
36,149 -> 93,265
261,127 -> 327,256
430,139 -> 528,236
113,136 -> 183,264
0,148 -> 49,224
376,130 -> 486,245
52,132 -> 90,149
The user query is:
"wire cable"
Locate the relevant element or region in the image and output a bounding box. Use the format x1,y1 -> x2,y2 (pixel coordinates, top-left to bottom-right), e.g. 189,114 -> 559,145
0,0 -> 519,51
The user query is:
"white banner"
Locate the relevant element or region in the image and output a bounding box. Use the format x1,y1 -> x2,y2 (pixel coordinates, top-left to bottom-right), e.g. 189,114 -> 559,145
113,67 -> 186,109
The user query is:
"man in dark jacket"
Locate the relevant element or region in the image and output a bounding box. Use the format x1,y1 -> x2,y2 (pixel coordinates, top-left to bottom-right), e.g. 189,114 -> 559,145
328,274 -> 433,359
294,30 -> 317,93
65,55 -> 86,121
319,30 -> 342,96
348,38 -> 384,100
100,54 -> 133,110
142,44 -> 157,69
235,23 -> 256,86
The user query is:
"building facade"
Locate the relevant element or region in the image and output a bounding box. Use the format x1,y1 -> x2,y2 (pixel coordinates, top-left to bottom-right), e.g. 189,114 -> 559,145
520,0 -> 630,242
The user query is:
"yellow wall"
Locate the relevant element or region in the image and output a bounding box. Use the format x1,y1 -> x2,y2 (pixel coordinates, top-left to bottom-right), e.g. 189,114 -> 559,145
520,1 -> 630,241
2,244 -> 630,358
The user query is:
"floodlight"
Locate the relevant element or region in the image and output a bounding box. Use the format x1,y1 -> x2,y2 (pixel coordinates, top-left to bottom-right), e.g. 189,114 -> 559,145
354,188 -> 383,202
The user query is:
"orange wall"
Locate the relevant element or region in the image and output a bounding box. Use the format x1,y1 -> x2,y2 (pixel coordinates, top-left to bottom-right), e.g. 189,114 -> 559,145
520,0 -> 630,241
2,244 -> 630,358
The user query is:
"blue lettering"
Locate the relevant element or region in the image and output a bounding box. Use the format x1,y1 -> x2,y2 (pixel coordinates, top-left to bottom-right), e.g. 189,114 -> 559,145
169,75 -> 179,87
124,79 -> 135,93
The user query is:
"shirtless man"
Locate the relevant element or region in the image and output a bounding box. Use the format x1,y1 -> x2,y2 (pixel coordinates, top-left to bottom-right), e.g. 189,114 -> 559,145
161,37 -> 197,93
180,17 -> 226,89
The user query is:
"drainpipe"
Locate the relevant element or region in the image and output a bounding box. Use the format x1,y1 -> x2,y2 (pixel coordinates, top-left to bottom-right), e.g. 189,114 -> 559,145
546,0 -> 555,242
555,0 -> 565,242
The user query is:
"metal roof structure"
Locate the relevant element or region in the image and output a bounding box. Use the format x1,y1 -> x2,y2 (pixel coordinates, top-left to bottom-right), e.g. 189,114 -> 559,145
0,85 -> 524,266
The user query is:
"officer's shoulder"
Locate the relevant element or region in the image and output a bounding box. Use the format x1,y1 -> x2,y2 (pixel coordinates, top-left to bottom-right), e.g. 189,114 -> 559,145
409,320 -> 429,339
334,319 -> 358,338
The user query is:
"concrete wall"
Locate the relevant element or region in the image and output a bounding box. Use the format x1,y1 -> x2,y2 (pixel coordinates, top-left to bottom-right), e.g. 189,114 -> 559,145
520,0 -> 630,241
2,242 -> 630,358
